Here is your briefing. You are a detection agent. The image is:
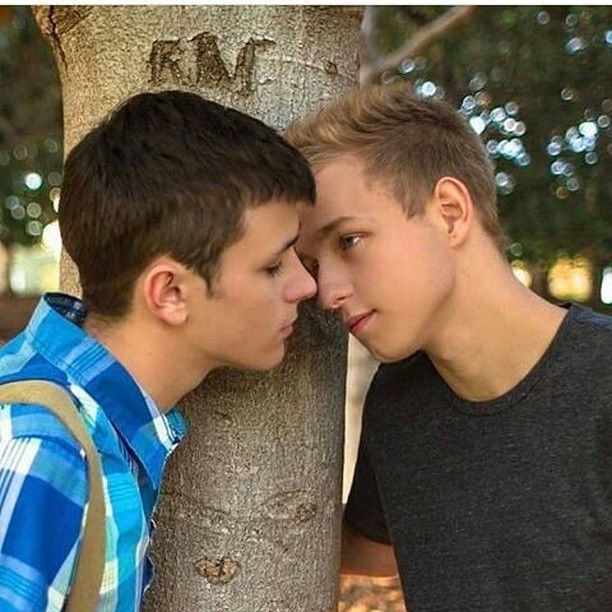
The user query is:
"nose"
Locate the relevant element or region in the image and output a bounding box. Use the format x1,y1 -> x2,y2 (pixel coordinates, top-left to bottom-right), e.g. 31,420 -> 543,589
284,253 -> 317,304
316,267 -> 353,311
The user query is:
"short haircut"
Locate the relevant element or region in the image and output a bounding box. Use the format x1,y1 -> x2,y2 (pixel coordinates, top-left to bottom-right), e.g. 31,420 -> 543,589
60,90 -> 315,318
285,83 -> 506,253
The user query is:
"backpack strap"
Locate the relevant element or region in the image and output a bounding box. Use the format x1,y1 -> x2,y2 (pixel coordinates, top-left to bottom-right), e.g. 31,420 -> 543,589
0,380 -> 105,611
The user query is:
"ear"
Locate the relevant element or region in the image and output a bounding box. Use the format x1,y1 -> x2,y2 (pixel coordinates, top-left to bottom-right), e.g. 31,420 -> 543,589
139,256 -> 191,326
430,176 -> 474,247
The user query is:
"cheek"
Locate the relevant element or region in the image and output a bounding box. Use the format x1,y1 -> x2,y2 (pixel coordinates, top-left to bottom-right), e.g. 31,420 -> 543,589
225,285 -> 280,330
380,241 -> 454,309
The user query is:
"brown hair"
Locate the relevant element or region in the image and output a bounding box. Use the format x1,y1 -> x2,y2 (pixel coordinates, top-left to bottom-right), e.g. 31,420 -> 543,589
286,83 -> 506,252
60,90 -> 315,318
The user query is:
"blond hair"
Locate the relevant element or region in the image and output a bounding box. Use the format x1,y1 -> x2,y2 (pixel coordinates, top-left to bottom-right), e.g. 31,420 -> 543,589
286,83 -> 506,253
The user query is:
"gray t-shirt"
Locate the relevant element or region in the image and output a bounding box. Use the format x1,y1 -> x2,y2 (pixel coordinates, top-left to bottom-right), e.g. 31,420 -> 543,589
345,304 -> 612,611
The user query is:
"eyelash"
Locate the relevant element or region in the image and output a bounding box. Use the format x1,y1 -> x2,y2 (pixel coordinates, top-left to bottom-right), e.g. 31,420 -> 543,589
297,235 -> 361,278
265,261 -> 284,277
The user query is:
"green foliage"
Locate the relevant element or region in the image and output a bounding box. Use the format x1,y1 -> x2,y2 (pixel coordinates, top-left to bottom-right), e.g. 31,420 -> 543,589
0,6 -> 62,247
374,6 -> 612,266
0,5 -> 609,274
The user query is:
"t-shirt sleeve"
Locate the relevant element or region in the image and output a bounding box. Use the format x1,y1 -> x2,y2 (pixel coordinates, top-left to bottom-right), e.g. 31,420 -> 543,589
0,434 -> 88,611
344,425 -> 391,545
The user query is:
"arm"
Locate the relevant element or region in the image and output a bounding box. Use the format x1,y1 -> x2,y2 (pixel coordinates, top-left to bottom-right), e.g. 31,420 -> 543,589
341,513 -> 399,577
0,435 -> 87,611
342,420 -> 399,578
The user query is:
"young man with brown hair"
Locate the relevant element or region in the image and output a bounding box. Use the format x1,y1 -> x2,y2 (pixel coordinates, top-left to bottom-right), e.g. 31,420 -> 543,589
0,90 -> 316,610
288,84 -> 612,610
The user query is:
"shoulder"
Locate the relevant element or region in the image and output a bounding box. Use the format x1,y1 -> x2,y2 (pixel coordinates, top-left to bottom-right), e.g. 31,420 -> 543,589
0,400 -> 89,509
569,304 -> 612,338
0,414 -> 88,502
0,401 -> 87,456
563,305 -> 612,370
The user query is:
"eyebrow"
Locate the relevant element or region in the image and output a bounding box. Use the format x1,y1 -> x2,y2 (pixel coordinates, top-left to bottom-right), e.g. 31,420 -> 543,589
271,233 -> 299,259
315,215 -> 360,240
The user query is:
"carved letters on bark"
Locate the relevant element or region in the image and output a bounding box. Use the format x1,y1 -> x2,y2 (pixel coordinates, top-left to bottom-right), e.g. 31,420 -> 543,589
34,6 -> 94,71
149,32 -> 275,96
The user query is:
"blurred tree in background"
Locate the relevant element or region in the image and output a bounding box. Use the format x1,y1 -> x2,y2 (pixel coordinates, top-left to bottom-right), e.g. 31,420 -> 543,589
368,5 -> 611,308
0,5 -> 62,292
0,6 -> 610,308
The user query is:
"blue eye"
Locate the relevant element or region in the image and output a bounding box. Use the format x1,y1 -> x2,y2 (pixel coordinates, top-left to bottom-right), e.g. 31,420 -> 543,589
340,235 -> 361,250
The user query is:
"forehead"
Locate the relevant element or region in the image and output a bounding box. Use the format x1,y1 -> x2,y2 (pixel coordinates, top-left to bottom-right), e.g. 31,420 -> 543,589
314,156 -> 370,208
298,156 -> 398,232
229,200 -> 299,255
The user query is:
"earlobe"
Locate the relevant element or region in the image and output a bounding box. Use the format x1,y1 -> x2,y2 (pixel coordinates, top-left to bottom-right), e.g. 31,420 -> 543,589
433,177 -> 473,247
142,259 -> 189,326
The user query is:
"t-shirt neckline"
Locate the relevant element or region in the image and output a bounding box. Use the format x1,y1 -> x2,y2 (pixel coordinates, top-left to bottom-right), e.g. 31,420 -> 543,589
442,303 -> 579,416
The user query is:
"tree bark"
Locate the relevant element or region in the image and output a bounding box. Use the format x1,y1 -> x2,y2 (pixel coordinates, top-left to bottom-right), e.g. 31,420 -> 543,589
34,6 -> 360,610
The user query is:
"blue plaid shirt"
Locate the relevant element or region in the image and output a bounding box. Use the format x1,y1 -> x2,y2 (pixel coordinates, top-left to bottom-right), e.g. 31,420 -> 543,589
0,293 -> 187,611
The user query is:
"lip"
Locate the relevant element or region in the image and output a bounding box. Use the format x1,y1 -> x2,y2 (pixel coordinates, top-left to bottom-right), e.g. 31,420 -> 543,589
280,319 -> 297,338
344,311 -> 375,334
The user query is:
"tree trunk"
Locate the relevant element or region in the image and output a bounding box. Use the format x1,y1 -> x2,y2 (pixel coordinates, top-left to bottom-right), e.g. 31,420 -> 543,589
34,6 -> 360,610
0,243 -> 12,295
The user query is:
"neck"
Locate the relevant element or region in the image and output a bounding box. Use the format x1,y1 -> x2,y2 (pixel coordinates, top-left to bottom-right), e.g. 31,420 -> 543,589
84,314 -> 213,412
425,249 -> 566,402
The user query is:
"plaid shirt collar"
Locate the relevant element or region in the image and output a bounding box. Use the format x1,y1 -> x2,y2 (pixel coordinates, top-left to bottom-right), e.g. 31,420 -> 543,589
23,292 -> 186,491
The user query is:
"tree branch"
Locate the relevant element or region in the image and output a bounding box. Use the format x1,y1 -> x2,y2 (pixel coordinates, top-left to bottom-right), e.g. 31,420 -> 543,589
361,5 -> 478,86
359,6 -> 379,86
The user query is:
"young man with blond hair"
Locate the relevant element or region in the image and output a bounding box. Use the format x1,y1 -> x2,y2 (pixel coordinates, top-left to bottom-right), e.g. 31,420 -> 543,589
287,84 -> 612,610
0,90 -> 316,610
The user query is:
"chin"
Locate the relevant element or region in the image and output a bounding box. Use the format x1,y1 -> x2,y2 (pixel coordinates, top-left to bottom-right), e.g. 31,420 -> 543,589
370,350 -> 400,364
237,346 -> 286,372
261,349 -> 286,370
367,339 -> 417,364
